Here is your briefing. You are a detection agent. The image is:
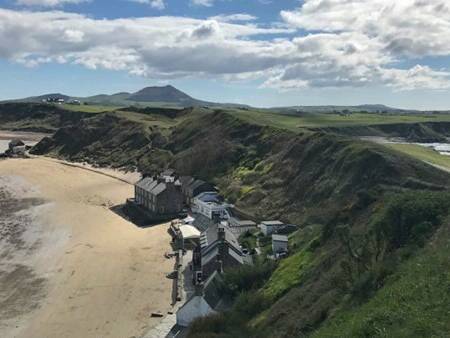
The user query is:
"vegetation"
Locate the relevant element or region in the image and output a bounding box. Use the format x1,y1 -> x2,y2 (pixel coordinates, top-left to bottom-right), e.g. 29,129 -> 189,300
3,101 -> 450,337
231,109 -> 450,131
386,143 -> 450,172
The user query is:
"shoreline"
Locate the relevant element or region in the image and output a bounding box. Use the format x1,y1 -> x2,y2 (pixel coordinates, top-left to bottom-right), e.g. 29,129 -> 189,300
0,157 -> 174,338
0,130 -> 50,141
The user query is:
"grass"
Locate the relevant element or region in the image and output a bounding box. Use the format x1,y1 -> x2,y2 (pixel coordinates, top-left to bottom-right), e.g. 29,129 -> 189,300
386,143 -> 450,172
59,103 -> 123,113
312,224 -> 450,338
263,250 -> 313,300
230,109 -> 450,131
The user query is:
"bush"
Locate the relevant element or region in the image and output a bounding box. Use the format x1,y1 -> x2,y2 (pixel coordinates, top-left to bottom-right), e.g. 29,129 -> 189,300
219,261 -> 276,298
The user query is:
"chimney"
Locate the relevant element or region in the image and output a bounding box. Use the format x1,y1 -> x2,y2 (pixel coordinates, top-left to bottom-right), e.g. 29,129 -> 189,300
194,282 -> 204,297
217,226 -> 227,273
212,213 -> 220,224
218,226 -> 225,241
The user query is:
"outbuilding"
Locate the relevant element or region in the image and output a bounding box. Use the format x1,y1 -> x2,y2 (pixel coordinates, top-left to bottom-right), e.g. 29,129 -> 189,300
272,234 -> 289,254
259,220 -> 284,236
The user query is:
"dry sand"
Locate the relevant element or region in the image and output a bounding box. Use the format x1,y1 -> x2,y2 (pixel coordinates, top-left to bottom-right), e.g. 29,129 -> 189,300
0,158 -> 175,338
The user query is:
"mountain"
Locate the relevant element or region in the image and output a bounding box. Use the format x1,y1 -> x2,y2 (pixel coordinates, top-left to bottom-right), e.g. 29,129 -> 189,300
7,86 -> 212,108
127,85 -> 201,105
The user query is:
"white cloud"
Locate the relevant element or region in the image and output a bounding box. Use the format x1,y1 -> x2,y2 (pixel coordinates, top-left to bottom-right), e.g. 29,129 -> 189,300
1,2 -> 450,91
16,0 -> 87,6
209,13 -> 257,23
191,0 -> 214,7
130,0 -> 165,10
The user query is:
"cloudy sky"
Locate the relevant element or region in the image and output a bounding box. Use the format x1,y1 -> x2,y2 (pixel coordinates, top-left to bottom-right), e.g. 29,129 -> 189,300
1,0 -> 450,109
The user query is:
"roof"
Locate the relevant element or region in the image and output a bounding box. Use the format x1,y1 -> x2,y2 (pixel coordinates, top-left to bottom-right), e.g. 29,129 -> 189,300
229,217 -> 256,227
161,168 -> 176,177
135,177 -> 167,196
179,224 -> 201,240
136,177 -> 155,190
183,215 -> 195,224
180,175 -> 194,186
151,182 -> 167,196
272,234 -> 289,242
261,220 -> 284,226
189,179 -> 207,191
200,223 -> 241,254
196,191 -> 221,203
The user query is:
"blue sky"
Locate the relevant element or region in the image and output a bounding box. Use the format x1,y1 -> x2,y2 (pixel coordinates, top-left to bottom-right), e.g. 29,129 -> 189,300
1,0 -> 450,109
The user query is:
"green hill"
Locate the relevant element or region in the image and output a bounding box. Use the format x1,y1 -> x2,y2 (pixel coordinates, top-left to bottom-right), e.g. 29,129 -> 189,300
5,102 -> 450,337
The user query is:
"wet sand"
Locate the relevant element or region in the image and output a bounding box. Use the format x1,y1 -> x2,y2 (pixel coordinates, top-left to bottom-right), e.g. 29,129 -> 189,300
0,158 -> 174,338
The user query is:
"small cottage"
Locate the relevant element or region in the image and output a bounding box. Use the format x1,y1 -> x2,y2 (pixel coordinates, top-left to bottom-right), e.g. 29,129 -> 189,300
259,220 -> 285,236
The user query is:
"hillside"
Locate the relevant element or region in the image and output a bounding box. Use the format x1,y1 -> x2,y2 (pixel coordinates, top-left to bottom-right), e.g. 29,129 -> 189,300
0,102 -> 91,133
7,85 -> 211,108
12,103 -> 450,337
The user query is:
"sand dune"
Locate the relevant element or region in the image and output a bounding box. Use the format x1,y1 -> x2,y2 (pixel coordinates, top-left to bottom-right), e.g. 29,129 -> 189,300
0,158 -> 174,338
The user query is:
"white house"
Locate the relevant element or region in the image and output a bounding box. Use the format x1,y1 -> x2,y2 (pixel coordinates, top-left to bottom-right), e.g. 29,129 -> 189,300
192,192 -> 229,220
272,234 -> 288,254
259,220 -> 284,236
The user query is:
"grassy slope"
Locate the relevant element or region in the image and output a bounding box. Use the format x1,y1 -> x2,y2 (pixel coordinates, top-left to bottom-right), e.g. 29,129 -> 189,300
312,223 -> 450,338
386,143 -> 450,172
60,103 -> 122,113
231,109 -> 450,131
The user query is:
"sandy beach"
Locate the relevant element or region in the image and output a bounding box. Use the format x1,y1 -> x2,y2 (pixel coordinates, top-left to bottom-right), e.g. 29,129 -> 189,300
0,157 -> 175,338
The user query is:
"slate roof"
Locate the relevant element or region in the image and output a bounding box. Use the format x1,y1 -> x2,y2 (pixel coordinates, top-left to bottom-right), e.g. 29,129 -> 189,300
161,169 -> 176,177
136,177 -> 167,196
261,220 -> 284,226
200,223 -> 242,255
196,192 -> 221,203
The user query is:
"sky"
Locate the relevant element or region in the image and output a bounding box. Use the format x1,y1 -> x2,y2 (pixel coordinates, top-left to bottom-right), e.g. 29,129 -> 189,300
0,0 -> 450,109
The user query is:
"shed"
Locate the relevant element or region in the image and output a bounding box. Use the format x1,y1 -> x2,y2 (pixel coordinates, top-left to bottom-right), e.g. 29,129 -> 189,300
272,234 -> 288,254
259,220 -> 284,236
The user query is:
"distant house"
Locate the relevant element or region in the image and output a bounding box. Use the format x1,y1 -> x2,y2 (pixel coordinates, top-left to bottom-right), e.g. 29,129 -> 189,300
176,272 -> 223,327
180,176 -> 216,204
134,172 -> 184,215
195,224 -> 245,280
272,234 -> 288,254
259,220 -> 285,236
192,192 -> 228,220
228,217 -> 257,235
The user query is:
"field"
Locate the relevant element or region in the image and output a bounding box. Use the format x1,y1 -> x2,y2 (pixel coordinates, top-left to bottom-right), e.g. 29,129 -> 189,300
231,109 -> 450,131
60,103 -> 122,113
385,143 -> 450,172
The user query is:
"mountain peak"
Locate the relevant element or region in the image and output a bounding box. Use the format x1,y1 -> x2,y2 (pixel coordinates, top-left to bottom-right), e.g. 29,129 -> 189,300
128,85 -> 198,104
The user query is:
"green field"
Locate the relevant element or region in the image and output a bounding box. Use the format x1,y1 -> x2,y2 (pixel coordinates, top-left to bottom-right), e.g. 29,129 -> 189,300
386,143 -> 450,172
60,103 -> 122,113
231,109 -> 450,131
